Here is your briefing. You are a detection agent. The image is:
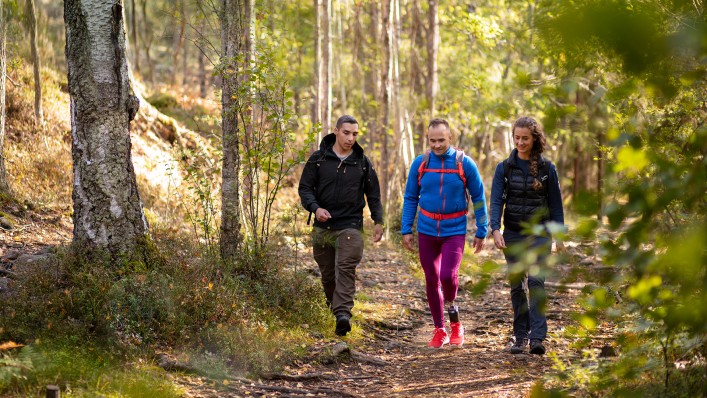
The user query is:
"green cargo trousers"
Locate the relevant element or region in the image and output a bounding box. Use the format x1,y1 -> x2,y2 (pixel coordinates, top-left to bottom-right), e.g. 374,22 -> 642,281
312,227 -> 364,319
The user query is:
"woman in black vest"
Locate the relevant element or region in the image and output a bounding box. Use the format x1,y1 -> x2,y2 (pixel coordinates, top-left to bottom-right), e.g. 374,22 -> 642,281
489,116 -> 565,355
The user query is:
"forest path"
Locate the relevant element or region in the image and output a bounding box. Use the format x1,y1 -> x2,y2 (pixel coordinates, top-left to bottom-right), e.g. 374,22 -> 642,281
176,239 -> 590,397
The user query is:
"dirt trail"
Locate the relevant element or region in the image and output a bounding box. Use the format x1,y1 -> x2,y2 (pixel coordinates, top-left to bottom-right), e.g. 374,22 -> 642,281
176,242 -> 586,398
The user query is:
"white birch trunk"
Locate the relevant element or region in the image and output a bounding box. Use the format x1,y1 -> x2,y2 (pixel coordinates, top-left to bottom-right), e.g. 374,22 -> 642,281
64,0 -> 147,255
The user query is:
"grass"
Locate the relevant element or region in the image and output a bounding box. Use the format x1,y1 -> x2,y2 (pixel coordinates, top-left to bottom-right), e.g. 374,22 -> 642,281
1,342 -> 184,397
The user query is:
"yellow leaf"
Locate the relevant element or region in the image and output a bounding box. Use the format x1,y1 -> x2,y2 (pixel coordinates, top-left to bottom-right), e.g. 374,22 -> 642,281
0,341 -> 24,350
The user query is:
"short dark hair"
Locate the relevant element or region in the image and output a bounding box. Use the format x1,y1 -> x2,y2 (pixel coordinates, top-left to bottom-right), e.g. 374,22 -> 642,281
336,115 -> 359,129
427,118 -> 450,131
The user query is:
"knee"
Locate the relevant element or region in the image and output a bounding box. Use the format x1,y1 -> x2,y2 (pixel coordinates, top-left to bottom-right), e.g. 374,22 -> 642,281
440,273 -> 455,287
527,276 -> 545,289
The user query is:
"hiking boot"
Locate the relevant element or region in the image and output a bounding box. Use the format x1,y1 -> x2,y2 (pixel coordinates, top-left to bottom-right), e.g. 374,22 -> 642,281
449,322 -> 464,346
510,337 -> 528,354
335,315 -> 351,336
529,339 -> 546,355
428,327 -> 449,348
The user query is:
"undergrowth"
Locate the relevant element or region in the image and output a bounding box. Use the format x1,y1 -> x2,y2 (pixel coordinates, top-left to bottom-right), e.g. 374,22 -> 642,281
0,236 -> 330,395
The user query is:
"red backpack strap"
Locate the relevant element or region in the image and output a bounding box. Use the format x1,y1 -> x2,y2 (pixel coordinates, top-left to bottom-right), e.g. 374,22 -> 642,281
454,149 -> 466,187
417,150 -> 431,186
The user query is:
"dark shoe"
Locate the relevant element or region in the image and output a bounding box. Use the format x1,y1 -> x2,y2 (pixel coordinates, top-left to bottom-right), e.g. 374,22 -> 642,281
530,339 -> 546,355
510,337 -> 528,354
335,316 -> 351,336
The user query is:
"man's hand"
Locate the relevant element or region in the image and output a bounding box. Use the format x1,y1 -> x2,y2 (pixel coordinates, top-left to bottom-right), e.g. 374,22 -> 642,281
373,224 -> 383,242
472,236 -> 484,253
555,240 -> 566,253
403,234 -> 415,251
315,208 -> 332,223
492,230 -> 506,250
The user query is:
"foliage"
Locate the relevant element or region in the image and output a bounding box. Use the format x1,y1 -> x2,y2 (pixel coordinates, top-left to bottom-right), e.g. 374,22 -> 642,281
168,144 -> 222,252
531,0 -> 707,396
217,44 -> 316,255
0,236 -> 330,393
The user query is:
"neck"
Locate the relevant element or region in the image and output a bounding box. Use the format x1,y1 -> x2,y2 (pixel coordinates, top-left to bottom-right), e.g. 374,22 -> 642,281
333,144 -> 352,157
517,151 -> 531,161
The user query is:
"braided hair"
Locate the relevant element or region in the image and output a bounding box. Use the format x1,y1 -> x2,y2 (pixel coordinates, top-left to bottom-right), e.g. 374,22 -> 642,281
512,116 -> 547,191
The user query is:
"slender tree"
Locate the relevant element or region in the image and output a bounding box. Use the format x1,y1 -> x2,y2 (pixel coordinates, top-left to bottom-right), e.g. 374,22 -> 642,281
172,0 -> 186,86
26,0 -> 43,125
220,0 -> 253,258
64,0 -> 147,256
0,0 -> 8,194
130,0 -> 138,73
425,0 -> 438,117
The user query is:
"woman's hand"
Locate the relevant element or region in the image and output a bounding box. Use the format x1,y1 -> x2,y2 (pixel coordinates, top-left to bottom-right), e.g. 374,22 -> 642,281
492,230 -> 506,250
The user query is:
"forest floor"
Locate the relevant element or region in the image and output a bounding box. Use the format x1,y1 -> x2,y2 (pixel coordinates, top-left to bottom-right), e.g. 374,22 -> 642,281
171,237 -> 592,397
1,190 -> 602,398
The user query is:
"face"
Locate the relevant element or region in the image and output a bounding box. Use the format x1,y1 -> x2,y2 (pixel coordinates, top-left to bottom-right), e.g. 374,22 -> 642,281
427,124 -> 451,156
513,127 -> 535,158
334,122 -> 359,152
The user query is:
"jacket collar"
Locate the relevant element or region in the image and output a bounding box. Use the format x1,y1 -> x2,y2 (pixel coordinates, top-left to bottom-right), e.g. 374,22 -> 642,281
319,133 -> 364,158
431,146 -> 456,159
508,148 -> 546,167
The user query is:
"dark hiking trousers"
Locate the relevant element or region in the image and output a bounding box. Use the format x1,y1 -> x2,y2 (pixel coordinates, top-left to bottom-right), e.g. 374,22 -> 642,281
504,236 -> 551,341
312,227 -> 364,319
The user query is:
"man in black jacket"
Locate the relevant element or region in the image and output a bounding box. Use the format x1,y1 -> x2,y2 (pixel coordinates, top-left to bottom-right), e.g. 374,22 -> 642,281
298,115 -> 384,336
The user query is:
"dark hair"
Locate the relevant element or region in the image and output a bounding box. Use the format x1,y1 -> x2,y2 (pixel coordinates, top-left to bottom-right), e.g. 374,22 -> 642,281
336,115 -> 359,129
427,118 -> 450,131
512,116 -> 547,191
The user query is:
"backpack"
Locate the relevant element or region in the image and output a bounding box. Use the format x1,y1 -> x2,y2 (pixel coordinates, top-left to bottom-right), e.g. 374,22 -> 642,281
417,149 -> 470,204
501,157 -> 550,202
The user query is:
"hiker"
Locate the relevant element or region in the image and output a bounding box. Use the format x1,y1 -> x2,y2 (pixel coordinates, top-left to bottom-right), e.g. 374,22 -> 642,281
401,118 -> 488,348
489,116 -> 565,355
298,115 -> 384,337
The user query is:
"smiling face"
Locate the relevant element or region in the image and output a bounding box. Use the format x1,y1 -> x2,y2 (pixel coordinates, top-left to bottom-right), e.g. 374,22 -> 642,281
333,122 -> 359,154
427,124 -> 452,156
513,127 -> 535,160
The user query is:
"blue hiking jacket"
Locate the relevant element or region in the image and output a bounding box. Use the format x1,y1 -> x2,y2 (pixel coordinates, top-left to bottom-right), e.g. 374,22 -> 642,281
401,147 -> 488,239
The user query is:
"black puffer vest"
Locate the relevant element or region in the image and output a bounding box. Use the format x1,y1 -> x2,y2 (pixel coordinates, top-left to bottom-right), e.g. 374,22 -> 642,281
503,149 -> 550,232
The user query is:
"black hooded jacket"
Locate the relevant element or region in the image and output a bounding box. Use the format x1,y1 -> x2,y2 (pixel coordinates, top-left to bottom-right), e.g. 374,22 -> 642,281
298,134 -> 384,230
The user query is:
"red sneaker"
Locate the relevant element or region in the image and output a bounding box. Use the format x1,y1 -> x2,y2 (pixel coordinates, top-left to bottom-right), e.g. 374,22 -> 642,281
428,327 -> 449,348
449,322 -> 464,346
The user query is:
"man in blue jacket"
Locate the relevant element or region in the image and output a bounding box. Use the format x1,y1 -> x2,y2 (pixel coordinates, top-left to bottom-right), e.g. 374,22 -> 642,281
401,118 -> 488,348
298,115 -> 384,337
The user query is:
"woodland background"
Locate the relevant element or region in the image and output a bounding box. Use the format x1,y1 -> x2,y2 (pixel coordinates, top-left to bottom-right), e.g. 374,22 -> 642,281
0,0 -> 705,396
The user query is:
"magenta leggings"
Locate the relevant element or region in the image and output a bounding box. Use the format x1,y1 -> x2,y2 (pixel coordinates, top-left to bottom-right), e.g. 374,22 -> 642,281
418,233 -> 466,328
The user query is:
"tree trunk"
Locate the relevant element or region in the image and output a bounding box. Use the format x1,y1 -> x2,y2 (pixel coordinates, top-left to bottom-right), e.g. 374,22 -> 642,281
64,0 -> 148,256
426,0 -> 439,117
335,4 -> 346,114
313,0 -> 322,144
219,0 -> 246,259
0,0 -> 9,194
140,0 -> 153,83
323,0 -> 331,134
130,0 -> 139,73
172,0 -> 186,86
198,42 -> 207,98
380,0 -> 392,207
410,0 -> 425,152
26,0 -> 43,125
